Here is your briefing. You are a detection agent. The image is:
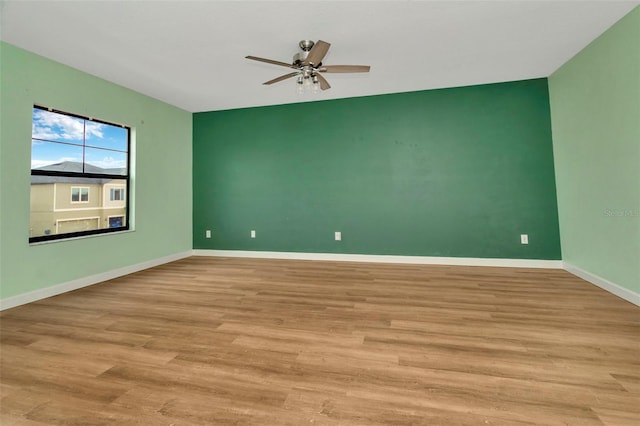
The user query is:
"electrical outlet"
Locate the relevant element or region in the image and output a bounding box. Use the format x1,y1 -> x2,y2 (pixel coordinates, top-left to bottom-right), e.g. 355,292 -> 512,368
251,230 -> 256,238
335,231 -> 342,241
205,230 -> 211,238
520,234 -> 528,244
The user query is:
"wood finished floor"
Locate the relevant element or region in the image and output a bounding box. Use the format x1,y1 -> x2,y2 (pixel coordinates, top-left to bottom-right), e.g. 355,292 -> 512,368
1,257 -> 638,425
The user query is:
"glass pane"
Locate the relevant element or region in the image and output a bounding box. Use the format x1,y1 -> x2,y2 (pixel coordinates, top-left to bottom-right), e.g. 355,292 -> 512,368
108,216 -> 125,228
32,108 -> 86,144
110,188 -> 124,201
30,178 -> 128,239
31,140 -> 83,171
84,147 -> 127,174
85,123 -> 128,152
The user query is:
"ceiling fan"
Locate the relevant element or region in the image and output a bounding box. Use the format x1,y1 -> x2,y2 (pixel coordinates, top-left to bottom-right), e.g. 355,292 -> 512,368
245,40 -> 370,91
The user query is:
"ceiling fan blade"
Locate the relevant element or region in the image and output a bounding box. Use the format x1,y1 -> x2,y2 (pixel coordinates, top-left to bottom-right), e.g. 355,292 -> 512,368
246,55 -> 296,69
320,65 -> 370,73
263,72 -> 300,85
303,40 -> 331,66
315,73 -> 331,90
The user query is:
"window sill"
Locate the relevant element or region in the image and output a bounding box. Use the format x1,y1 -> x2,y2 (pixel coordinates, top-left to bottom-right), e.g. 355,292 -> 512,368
29,229 -> 135,246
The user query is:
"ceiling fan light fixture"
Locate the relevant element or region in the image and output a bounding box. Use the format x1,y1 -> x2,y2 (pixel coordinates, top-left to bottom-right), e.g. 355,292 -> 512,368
296,75 -> 304,94
246,39 -> 370,93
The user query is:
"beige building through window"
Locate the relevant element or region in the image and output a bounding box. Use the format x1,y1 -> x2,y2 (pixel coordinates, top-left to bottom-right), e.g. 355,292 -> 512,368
30,164 -> 126,238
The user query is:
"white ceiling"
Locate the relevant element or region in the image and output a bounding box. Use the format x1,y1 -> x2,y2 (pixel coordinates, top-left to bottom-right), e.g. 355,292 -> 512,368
1,1 -> 638,112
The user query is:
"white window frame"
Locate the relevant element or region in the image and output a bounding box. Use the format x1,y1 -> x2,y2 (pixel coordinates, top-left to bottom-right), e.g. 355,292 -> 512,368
110,187 -> 125,201
71,186 -> 90,203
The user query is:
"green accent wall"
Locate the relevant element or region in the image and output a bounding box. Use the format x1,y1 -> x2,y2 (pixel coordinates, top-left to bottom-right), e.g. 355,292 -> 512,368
549,7 -> 640,293
193,78 -> 561,259
0,42 -> 192,300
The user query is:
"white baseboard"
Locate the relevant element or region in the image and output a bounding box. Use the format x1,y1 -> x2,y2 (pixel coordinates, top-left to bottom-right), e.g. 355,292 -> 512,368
192,249 -> 563,269
6,250 -> 633,311
0,250 -> 193,311
563,262 -> 640,306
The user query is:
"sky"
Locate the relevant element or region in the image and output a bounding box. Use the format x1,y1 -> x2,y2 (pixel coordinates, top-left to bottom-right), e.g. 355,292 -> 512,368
31,108 -> 128,171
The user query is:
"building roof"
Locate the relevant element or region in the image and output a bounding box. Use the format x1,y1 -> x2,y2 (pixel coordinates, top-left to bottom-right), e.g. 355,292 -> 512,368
31,161 -> 125,185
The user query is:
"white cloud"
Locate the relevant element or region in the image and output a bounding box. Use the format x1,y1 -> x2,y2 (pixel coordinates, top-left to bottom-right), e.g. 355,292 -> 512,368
32,109 -> 104,141
88,156 -> 127,169
85,122 -> 104,139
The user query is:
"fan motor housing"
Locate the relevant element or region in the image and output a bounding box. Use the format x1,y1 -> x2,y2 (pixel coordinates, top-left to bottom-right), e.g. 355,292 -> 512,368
293,51 -> 309,65
293,40 -> 315,65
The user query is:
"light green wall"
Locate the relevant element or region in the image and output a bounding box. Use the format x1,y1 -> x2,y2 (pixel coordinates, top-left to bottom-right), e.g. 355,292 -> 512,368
0,42 -> 192,299
549,7 -> 640,293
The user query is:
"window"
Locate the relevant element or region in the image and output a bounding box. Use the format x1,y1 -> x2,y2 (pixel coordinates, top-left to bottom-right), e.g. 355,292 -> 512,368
30,106 -> 131,243
108,216 -> 124,228
110,188 -> 124,201
71,187 -> 89,203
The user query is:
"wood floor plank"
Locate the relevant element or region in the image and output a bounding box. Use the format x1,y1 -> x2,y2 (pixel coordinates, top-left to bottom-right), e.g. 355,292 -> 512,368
1,256 -> 638,424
